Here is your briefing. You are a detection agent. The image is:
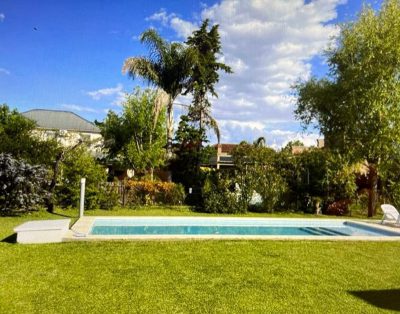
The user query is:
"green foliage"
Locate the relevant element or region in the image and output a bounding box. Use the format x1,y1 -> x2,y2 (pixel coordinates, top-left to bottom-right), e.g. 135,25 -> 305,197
380,153 -> 400,208
0,104 -> 60,166
172,116 -> 218,206
233,142 -> 287,213
324,154 -> 358,202
294,0 -> 400,215
100,88 -> 166,176
123,29 -> 195,155
254,166 -> 287,213
57,147 -> 114,210
184,19 -> 232,145
172,115 -> 206,186
276,149 -> 358,213
202,170 -> 242,213
0,154 -> 49,213
295,0 -> 400,163
231,143 -> 258,211
281,140 -> 305,153
185,19 -> 232,98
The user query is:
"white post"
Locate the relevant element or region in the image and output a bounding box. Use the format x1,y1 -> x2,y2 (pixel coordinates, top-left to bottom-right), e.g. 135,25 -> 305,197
79,178 -> 86,218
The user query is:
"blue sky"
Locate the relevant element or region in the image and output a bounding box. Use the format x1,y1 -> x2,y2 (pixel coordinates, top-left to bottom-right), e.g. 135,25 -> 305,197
0,0 -> 382,147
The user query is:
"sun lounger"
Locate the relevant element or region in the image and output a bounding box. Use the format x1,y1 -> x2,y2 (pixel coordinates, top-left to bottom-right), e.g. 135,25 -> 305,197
381,204 -> 400,225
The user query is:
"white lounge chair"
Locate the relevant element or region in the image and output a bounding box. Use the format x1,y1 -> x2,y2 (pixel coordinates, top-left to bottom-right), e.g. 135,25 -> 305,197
381,204 -> 400,224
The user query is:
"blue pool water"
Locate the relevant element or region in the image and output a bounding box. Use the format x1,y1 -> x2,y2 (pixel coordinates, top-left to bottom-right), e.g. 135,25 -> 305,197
89,218 -> 400,237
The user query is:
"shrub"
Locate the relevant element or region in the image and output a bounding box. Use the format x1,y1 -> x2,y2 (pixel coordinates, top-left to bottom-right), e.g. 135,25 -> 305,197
97,183 -> 120,210
0,104 -> 60,167
0,154 -> 49,213
202,171 -> 244,214
325,199 -> 350,216
124,180 -> 185,206
253,165 -> 287,213
57,147 -> 115,210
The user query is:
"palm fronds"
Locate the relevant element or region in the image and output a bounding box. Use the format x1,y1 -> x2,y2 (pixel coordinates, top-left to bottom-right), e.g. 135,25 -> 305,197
122,57 -> 159,85
204,111 -> 221,144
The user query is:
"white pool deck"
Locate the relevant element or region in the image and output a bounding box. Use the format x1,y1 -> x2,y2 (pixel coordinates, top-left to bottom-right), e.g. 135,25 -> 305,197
63,216 -> 400,242
14,219 -> 71,244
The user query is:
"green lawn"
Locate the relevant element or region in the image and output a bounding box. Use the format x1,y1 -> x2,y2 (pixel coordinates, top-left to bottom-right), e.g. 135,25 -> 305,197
1,208 -> 399,313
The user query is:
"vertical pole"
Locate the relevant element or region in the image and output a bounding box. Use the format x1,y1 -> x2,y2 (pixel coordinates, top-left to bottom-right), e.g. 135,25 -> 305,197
79,178 -> 86,218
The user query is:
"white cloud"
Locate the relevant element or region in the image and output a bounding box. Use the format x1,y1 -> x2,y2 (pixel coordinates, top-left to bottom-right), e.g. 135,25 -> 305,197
0,13 -> 5,22
87,84 -> 123,100
0,68 -> 10,75
60,104 -> 99,113
148,0 -> 345,147
87,84 -> 126,106
216,119 -> 320,149
169,17 -> 197,38
146,9 -> 197,38
146,9 -> 174,26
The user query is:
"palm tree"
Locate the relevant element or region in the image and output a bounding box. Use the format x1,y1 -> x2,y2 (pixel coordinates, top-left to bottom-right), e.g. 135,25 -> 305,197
253,137 -> 266,147
122,29 -> 194,157
186,101 -> 221,144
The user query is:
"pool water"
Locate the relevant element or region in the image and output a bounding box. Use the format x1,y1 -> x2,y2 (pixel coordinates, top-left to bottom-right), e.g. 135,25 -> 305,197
89,218 -> 400,237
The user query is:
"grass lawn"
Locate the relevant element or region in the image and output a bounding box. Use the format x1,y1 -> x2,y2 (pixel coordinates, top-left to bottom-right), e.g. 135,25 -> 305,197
1,208 -> 399,313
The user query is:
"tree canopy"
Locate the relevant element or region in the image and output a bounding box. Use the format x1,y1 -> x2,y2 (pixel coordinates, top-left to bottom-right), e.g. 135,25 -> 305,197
184,19 -> 232,146
0,104 -> 59,166
99,88 -> 166,178
122,29 -> 194,157
294,0 -> 400,216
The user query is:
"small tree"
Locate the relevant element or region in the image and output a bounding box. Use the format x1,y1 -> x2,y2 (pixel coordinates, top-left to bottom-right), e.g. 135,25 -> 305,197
232,142 -> 287,212
57,147 -> 114,210
100,88 -> 166,179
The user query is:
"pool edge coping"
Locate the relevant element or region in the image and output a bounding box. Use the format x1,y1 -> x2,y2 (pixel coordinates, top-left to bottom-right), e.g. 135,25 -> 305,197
64,216 -> 400,242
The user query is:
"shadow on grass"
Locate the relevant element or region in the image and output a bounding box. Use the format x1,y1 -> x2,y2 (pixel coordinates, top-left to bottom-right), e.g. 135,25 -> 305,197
1,233 -> 17,243
349,289 -> 400,311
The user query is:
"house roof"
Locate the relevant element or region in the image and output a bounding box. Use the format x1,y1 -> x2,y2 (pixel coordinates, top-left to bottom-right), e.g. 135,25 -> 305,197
22,109 -> 100,133
214,143 -> 238,154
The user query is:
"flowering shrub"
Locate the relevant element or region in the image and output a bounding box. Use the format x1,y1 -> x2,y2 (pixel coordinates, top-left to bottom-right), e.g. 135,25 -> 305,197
325,199 -> 350,216
125,180 -> 185,206
0,154 -> 49,213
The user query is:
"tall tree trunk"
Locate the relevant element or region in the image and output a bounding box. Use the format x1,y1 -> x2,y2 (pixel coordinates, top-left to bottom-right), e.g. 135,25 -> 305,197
368,164 -> 378,218
150,167 -> 154,181
166,98 -> 174,159
165,97 -> 174,182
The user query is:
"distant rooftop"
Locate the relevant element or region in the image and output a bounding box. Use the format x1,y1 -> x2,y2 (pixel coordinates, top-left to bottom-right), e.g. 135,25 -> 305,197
213,143 -> 238,154
22,109 -> 100,133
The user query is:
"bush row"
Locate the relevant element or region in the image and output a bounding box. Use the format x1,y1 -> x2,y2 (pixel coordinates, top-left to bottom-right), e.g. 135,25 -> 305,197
124,180 -> 185,206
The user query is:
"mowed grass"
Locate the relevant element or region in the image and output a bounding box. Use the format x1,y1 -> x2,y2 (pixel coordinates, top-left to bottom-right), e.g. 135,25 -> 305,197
1,208 -> 399,313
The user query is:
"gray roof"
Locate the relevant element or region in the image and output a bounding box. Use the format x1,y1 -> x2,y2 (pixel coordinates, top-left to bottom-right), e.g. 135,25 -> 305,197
22,109 -> 100,133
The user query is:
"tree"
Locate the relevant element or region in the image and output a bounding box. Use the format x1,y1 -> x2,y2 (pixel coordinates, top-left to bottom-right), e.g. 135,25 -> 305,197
122,30 -> 194,157
0,104 -> 60,166
294,0 -> 400,217
253,137 -> 266,147
171,114 -> 207,205
57,147 -> 115,210
232,141 -> 287,212
185,19 -> 232,147
100,88 -> 166,180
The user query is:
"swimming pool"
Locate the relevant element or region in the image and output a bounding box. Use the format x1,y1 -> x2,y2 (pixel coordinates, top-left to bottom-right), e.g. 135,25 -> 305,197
86,217 -> 400,239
